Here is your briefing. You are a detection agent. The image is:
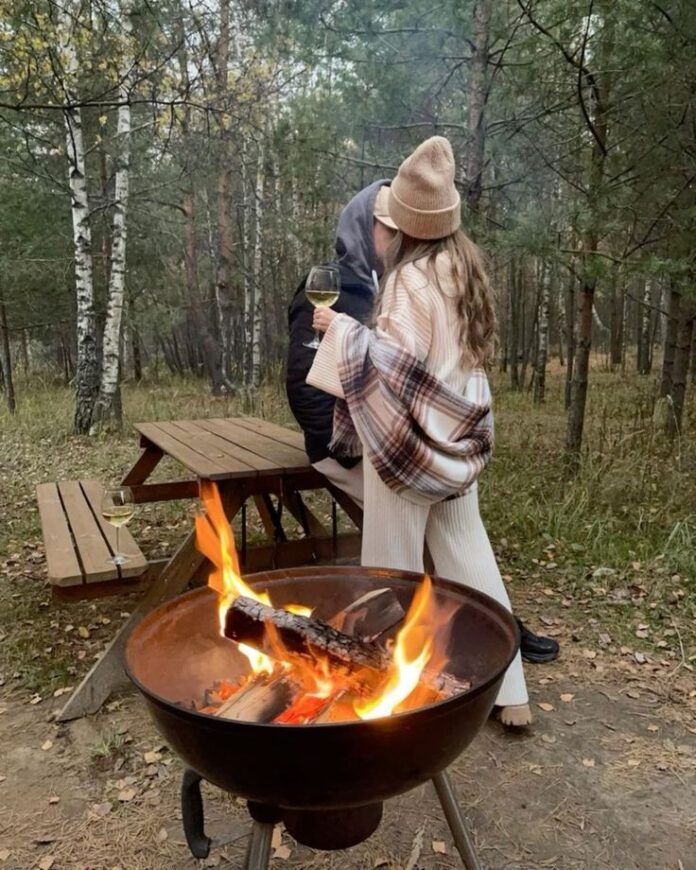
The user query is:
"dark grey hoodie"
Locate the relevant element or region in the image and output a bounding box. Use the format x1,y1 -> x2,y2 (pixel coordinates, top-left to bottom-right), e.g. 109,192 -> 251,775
334,178 -> 390,288
286,178 -> 390,464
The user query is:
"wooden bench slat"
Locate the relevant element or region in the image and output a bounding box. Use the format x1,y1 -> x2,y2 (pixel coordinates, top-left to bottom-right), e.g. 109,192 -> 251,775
169,420 -> 274,474
57,481 -> 120,584
80,481 -> 148,579
204,418 -> 309,472
136,421 -> 238,479
36,483 -> 84,587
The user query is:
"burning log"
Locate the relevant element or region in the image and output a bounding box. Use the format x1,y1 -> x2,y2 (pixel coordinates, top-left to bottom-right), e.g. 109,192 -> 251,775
214,672 -> 294,722
224,596 -> 390,673
331,587 -> 405,641
209,588 -> 404,723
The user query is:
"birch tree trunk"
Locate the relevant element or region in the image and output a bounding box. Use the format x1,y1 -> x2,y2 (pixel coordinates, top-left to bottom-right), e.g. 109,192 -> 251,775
92,0 -> 134,430
637,279 -> 652,375
241,138 -> 253,383
57,3 -> 99,434
250,137 -> 266,388
215,0 -> 234,380
534,262 -> 550,403
465,0 -> 492,213
0,299 -> 16,414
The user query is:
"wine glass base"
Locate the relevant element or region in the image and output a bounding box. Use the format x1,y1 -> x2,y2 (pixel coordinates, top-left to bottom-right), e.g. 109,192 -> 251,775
303,338 -> 321,350
110,554 -> 129,566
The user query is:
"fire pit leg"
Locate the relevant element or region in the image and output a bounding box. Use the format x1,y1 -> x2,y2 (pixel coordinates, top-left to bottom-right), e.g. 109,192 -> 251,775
432,771 -> 483,870
243,821 -> 274,870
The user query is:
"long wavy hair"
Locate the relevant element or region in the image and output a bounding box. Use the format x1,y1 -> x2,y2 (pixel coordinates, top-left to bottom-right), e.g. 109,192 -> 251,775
376,229 -> 497,369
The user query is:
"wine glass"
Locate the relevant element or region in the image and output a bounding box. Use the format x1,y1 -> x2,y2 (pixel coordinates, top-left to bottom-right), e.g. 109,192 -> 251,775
101,486 -> 135,566
303,266 -> 341,349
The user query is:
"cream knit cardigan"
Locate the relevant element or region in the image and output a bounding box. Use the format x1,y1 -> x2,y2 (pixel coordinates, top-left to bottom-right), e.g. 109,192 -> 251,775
307,253 -> 472,400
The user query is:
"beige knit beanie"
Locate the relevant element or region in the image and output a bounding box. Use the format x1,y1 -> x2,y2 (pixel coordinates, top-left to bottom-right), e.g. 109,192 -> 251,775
388,136 -> 461,240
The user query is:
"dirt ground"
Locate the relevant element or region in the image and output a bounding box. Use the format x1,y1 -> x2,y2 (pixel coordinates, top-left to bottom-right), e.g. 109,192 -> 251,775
1,588 -> 694,870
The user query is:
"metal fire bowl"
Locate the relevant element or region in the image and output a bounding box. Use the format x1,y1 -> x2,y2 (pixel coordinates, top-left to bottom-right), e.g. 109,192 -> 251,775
125,566 -> 519,811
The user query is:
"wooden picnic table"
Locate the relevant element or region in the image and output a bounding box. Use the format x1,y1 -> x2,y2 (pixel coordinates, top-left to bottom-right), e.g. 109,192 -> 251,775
53,415 -> 362,721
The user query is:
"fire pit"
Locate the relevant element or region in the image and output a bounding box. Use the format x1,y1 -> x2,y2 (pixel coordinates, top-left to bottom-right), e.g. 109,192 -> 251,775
125,483 -> 518,868
126,566 -> 518,868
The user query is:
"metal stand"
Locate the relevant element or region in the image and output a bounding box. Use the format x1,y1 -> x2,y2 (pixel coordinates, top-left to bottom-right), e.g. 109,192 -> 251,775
243,821 -> 274,870
432,771 -> 483,870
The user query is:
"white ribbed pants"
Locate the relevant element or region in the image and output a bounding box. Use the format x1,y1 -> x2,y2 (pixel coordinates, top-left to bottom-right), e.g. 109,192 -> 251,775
361,456 -> 528,707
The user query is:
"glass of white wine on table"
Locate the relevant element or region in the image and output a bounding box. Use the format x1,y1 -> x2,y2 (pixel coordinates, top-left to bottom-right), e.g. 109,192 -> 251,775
101,485 -> 135,566
303,265 -> 341,349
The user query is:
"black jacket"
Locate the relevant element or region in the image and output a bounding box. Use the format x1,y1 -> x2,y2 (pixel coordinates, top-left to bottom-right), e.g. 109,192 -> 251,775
286,274 -> 374,465
285,179 -> 389,465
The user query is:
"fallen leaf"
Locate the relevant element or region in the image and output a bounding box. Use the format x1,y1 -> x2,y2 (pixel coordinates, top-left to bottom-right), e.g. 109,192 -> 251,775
582,758 -> 596,768
537,702 -> 554,712
30,694 -> 42,705
78,626 -> 90,639
48,796 -> 60,804
583,650 -> 597,660
634,652 -> 647,664
118,787 -> 137,802
541,734 -> 557,744
0,850 -> 9,862
560,693 -> 575,703
156,828 -> 168,843
432,840 -> 447,854
41,740 -> 53,752
143,751 -> 162,765
274,845 -> 292,860
647,724 -> 659,732
38,858 -> 55,870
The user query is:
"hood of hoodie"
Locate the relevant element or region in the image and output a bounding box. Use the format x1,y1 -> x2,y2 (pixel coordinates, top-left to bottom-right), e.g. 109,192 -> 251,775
334,178 -> 390,290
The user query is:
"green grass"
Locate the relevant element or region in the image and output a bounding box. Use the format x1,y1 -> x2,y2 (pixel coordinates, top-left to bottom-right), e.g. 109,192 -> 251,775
0,362 -> 693,693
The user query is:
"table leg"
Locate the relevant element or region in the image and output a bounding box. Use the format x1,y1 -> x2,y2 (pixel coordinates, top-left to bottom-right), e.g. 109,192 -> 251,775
57,527 -> 207,721
121,442 -> 164,486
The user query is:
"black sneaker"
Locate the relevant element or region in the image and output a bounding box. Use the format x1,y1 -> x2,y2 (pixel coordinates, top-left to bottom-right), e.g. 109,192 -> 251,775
516,617 -> 560,664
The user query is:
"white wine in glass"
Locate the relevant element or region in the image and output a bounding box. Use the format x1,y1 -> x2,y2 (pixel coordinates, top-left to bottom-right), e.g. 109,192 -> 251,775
303,266 -> 341,349
101,486 -> 135,566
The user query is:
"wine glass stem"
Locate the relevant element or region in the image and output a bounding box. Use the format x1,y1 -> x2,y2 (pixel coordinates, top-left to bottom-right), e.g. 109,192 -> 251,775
116,526 -> 120,559
314,329 -> 321,345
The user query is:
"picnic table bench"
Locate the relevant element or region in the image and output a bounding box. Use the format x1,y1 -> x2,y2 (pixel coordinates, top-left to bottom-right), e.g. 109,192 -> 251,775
35,416 -> 362,720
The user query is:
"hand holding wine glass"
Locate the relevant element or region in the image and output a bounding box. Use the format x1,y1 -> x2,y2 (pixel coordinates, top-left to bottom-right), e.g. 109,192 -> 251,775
101,485 -> 135,566
303,266 -> 341,350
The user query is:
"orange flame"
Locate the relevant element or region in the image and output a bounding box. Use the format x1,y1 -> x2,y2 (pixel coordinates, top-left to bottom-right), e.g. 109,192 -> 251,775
354,576 -> 436,720
196,482 -> 452,721
196,480 -> 274,675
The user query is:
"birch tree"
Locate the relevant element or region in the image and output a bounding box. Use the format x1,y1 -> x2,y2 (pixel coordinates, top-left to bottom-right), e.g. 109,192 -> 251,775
55,2 -> 99,434
92,0 -> 135,429
533,262 -> 550,403
250,136 -> 266,388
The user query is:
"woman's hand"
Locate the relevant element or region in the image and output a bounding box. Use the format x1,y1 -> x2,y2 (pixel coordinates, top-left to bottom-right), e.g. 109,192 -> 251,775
312,307 -> 338,333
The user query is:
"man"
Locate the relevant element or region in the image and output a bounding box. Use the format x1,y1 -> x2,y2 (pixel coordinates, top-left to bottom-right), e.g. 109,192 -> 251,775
286,180 -> 559,665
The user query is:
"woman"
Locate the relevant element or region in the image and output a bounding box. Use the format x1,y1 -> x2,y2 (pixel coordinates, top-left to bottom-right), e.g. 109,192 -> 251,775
307,136 -> 531,727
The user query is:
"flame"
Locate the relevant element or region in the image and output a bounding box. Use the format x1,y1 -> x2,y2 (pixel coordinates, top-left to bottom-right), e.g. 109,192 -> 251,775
195,482 -> 453,722
354,576 -> 436,720
196,480 -> 274,674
